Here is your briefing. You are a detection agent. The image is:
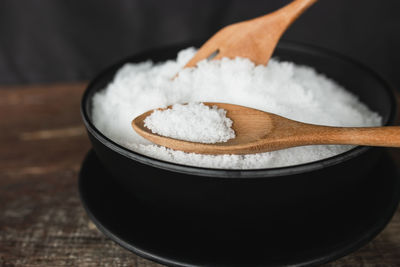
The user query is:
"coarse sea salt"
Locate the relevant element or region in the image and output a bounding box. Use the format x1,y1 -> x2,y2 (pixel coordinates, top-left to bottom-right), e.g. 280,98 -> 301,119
92,47 -> 382,169
144,103 -> 235,143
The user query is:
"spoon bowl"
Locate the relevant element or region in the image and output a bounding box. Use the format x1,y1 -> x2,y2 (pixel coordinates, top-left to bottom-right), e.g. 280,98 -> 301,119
132,103 -> 274,153
132,102 -> 400,155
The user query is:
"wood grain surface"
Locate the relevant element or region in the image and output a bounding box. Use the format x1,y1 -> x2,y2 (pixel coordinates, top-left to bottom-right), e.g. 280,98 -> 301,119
0,83 -> 400,266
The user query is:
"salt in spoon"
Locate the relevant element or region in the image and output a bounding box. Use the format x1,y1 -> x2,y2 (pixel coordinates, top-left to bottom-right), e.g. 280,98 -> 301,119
183,0 -> 318,69
132,103 -> 400,155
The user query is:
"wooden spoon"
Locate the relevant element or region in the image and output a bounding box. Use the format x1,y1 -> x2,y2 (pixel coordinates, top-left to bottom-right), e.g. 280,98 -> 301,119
132,103 -> 400,155
183,0 -> 318,69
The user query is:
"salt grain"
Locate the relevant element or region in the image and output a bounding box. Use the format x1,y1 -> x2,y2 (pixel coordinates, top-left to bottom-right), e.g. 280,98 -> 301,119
144,103 -> 235,143
92,48 -> 382,169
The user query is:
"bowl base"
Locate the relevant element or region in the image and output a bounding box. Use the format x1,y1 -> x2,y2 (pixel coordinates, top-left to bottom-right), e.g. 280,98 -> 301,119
79,149 -> 400,266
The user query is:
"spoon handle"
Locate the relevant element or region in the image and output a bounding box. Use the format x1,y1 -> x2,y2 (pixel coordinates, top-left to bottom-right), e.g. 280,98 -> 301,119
268,0 -> 318,22
300,125 -> 400,148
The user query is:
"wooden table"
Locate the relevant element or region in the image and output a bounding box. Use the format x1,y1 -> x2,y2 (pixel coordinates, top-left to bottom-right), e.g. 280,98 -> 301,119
1,83 -> 400,266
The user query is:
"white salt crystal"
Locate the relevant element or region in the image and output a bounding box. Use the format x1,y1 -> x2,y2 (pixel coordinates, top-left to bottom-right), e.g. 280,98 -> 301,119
144,103 -> 235,143
92,47 -> 382,169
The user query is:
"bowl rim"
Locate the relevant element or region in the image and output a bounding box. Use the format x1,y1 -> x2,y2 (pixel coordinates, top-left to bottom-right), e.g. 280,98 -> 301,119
81,40 -> 398,178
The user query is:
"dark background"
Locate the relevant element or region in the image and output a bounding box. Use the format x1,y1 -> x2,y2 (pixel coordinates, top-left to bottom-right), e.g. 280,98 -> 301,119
1,0 -> 399,88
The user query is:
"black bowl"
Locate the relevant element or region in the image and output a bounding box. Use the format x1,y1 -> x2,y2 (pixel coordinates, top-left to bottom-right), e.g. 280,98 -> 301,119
81,41 -> 397,219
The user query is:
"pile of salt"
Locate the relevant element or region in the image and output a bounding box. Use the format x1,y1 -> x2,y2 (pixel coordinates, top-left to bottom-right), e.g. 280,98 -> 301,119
144,103 -> 235,143
92,47 -> 382,169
